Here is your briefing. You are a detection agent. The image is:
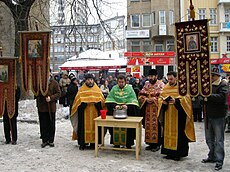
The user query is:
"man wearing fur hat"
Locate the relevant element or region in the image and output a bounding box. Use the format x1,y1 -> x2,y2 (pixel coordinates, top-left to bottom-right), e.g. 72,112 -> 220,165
70,73 -> 105,150
202,67 -> 228,171
138,69 -> 165,152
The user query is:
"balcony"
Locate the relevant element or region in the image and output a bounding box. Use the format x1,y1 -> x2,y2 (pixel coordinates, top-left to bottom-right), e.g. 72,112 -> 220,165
219,22 -> 230,32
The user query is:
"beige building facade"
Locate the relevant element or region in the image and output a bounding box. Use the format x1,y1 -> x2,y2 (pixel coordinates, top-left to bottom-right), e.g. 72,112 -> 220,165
181,0 -> 230,73
126,0 -> 180,78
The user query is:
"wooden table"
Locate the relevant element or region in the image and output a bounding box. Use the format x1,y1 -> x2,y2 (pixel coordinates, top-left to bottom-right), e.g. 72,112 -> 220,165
94,116 -> 143,160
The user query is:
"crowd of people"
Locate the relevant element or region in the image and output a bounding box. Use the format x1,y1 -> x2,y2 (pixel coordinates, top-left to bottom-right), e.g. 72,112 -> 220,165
56,67 -> 228,171
2,67 -> 230,171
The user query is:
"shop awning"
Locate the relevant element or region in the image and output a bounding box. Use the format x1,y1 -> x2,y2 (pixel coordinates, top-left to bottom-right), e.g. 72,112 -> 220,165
211,58 -> 230,64
124,51 -> 175,65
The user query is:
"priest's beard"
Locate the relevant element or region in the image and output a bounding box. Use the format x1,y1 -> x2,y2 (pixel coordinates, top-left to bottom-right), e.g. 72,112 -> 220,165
119,85 -> 125,89
86,82 -> 94,88
169,82 -> 177,86
149,79 -> 157,85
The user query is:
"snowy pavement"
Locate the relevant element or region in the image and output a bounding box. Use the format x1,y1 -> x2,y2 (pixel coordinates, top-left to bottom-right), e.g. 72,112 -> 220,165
0,100 -> 229,172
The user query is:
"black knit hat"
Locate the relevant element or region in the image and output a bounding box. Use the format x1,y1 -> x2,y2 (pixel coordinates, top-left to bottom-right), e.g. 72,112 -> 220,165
71,77 -> 77,82
84,73 -> 94,79
211,67 -> 221,76
148,69 -> 158,76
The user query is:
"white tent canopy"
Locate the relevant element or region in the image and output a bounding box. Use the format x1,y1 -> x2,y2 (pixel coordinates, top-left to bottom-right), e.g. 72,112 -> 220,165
60,49 -> 127,70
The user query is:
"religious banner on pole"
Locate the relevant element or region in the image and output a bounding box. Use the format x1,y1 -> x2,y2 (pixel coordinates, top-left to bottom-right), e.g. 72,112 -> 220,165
0,58 -> 16,118
19,31 -> 50,96
175,19 -> 211,98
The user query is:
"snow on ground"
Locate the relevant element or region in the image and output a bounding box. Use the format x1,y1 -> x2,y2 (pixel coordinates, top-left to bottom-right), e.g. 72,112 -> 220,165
0,100 -> 229,172
17,100 -> 69,122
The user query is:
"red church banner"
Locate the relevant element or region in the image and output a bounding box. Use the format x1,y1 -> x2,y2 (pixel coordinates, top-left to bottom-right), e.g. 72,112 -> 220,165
175,19 -> 211,97
0,58 -> 16,118
19,31 -> 50,96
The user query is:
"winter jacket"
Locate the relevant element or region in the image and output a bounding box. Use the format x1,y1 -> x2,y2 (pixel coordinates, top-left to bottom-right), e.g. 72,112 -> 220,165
67,82 -> 78,105
206,79 -> 228,118
192,96 -> 203,109
59,77 -> 71,92
37,79 -> 61,113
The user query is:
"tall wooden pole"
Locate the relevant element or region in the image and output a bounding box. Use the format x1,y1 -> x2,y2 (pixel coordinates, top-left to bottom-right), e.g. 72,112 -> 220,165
189,0 -> 195,21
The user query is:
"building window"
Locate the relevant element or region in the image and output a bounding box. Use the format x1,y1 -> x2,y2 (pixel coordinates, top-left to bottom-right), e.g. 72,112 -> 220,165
131,41 -> 140,52
210,37 -> 218,52
131,14 -> 140,27
152,12 -> 156,25
210,8 -> 217,25
156,66 -> 164,79
169,10 -> 174,25
227,36 -> 230,52
143,41 -> 152,52
159,11 -> 166,25
225,9 -> 230,22
166,40 -> 175,51
130,0 -> 140,2
155,44 -> 163,52
142,13 -> 151,27
198,8 -> 206,20
168,66 -> 174,72
187,9 -> 191,21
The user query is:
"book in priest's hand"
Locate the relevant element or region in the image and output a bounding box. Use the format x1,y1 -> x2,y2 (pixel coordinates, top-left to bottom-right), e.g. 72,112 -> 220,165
161,96 -> 172,102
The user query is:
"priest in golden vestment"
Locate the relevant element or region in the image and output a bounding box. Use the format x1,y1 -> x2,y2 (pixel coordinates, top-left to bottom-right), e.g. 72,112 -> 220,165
71,73 -> 105,150
158,71 -> 195,161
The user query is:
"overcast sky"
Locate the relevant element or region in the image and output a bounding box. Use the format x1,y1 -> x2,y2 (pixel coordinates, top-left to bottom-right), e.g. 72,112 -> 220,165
97,0 -> 127,20
50,0 -> 127,26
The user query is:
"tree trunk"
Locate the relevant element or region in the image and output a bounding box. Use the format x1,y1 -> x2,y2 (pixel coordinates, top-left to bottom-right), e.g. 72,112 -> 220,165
11,5 -> 31,99
14,18 -> 29,99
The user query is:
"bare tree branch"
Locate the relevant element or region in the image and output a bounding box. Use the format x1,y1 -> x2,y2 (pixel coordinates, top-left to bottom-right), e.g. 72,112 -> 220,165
91,0 -> 115,49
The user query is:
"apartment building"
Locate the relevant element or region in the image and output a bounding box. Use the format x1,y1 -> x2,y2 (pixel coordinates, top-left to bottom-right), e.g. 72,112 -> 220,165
218,0 -> 230,73
100,15 -> 126,53
125,0 -> 180,78
51,14 -> 126,72
50,24 -> 101,71
181,0 -> 230,74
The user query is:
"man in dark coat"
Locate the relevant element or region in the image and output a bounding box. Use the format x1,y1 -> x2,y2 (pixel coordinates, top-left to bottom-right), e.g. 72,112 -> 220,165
202,67 -> 228,171
37,73 -> 61,148
192,96 -> 203,122
66,76 -> 78,119
3,86 -> 20,145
